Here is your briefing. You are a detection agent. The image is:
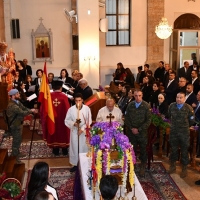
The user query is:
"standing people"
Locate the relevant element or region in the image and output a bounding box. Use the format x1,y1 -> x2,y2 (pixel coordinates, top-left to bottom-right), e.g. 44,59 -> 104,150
65,93 -> 92,172
125,89 -> 151,176
168,92 -> 195,178
154,61 -> 165,82
23,58 -> 32,76
6,89 -> 37,162
43,81 -> 70,156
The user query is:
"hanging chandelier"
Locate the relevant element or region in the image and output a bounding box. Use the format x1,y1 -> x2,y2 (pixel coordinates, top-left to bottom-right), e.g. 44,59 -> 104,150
155,17 -> 173,39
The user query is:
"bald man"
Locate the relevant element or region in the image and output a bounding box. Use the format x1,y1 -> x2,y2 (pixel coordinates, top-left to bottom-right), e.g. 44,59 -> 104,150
96,99 -> 124,125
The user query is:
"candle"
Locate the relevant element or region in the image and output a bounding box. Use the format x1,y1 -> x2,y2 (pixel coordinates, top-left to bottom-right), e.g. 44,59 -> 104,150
77,103 -> 80,119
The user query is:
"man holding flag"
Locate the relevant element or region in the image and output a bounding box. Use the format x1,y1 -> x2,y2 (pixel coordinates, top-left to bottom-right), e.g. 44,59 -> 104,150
38,62 -> 70,155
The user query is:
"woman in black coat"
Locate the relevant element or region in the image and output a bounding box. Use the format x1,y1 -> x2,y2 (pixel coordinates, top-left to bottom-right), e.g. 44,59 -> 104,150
149,81 -> 160,107
141,76 -> 153,102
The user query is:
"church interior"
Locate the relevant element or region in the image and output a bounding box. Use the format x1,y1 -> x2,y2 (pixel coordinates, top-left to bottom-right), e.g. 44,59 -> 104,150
1,0 -> 200,199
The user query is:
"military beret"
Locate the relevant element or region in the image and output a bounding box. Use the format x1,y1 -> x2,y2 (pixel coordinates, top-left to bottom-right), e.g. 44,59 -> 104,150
8,89 -> 19,95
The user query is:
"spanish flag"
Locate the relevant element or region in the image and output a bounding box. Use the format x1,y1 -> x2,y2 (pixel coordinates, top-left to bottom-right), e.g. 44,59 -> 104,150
38,62 -> 55,135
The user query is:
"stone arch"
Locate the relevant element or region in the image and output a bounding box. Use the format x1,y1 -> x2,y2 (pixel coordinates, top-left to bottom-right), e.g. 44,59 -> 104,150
174,13 -> 200,29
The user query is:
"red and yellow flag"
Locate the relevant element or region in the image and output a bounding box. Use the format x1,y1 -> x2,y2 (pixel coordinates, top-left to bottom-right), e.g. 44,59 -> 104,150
38,62 -> 55,135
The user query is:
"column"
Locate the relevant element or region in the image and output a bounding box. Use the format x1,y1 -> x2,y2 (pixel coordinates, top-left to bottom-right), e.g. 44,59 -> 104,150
146,0 -> 164,71
77,0 -> 99,88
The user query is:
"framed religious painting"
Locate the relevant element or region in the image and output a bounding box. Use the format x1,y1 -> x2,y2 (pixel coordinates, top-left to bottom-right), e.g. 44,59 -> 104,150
31,18 -> 54,64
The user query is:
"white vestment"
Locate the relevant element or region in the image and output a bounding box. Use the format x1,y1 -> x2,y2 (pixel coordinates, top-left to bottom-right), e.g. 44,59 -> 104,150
96,106 -> 124,125
65,104 -> 92,166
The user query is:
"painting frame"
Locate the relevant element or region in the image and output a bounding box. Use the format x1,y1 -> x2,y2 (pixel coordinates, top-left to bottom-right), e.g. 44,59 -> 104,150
31,22 -> 54,64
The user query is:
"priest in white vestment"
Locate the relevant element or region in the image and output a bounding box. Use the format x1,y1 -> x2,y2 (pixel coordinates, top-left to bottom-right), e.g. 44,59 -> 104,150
65,93 -> 92,172
96,98 -> 124,125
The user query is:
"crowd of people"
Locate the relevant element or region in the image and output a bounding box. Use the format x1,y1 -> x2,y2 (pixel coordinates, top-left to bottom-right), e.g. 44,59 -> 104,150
5,59 -> 200,200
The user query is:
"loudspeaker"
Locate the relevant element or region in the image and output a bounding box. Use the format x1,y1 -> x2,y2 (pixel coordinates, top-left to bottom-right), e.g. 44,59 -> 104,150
11,19 -> 20,39
72,35 -> 79,50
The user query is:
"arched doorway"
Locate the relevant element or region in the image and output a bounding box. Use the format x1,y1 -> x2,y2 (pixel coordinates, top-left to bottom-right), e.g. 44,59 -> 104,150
170,13 -> 200,71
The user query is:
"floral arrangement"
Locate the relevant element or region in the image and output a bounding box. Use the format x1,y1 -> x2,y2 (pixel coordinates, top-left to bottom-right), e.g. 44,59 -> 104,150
90,122 -> 136,189
0,178 -> 24,200
151,106 -> 170,129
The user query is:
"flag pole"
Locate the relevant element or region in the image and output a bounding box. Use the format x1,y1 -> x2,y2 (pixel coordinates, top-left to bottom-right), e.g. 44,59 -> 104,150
28,112 -> 37,158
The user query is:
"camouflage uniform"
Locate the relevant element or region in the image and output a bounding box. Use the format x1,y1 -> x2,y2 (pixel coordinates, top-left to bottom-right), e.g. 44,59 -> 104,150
6,99 -> 32,156
168,103 -> 195,165
125,101 -> 152,164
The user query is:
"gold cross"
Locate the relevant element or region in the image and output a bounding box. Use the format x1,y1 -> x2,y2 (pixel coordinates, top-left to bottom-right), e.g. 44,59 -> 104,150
53,98 -> 60,107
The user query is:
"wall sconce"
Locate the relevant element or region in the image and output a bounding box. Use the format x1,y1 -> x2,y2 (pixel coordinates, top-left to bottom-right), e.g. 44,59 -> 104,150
84,56 -> 95,61
188,0 -> 195,1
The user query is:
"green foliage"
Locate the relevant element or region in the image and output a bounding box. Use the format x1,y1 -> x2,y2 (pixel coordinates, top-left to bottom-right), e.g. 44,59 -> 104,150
2,182 -> 21,197
151,113 -> 170,129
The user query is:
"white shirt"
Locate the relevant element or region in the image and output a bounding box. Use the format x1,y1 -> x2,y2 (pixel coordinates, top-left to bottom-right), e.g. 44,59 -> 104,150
167,79 -> 174,88
45,185 -> 58,200
192,77 -> 198,84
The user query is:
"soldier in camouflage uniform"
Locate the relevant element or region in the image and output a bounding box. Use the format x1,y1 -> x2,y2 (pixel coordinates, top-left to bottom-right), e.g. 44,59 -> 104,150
168,92 -> 195,178
125,89 -> 151,176
6,89 -> 37,162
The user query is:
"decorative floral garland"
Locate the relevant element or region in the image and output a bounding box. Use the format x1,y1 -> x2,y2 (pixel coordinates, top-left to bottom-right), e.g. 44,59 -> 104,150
90,122 -> 136,188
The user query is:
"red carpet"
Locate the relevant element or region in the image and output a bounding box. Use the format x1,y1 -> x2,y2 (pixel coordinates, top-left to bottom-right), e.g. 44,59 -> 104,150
0,132 -> 68,159
135,162 -> 187,200
21,163 -> 186,200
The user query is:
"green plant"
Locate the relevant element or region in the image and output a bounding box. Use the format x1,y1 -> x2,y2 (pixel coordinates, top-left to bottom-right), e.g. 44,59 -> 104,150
151,113 -> 170,129
2,181 -> 21,197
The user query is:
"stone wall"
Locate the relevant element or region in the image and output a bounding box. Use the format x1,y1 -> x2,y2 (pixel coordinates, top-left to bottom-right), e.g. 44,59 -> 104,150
146,0 -> 164,71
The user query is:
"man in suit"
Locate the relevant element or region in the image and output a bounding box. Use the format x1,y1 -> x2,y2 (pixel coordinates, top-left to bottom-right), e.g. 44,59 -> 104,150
33,69 -> 43,96
160,63 -> 170,88
154,61 -> 165,82
189,61 -> 199,72
185,84 -> 197,107
176,77 -> 187,95
178,61 -> 192,82
190,70 -> 199,95
23,59 -> 32,76
78,78 -> 93,100
164,72 -> 178,105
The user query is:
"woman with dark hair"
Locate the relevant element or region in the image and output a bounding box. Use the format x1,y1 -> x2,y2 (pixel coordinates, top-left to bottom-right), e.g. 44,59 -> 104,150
58,69 -> 73,85
141,76 -> 153,102
124,68 -> 135,87
113,62 -> 126,83
149,81 -> 160,107
146,70 -> 155,85
16,60 -> 26,81
27,162 -> 58,200
17,82 -> 28,107
13,70 -> 23,88
58,69 -> 74,93
117,84 -> 131,114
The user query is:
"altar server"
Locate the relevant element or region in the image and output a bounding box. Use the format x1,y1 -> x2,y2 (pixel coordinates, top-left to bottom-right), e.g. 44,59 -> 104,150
65,93 -> 92,172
